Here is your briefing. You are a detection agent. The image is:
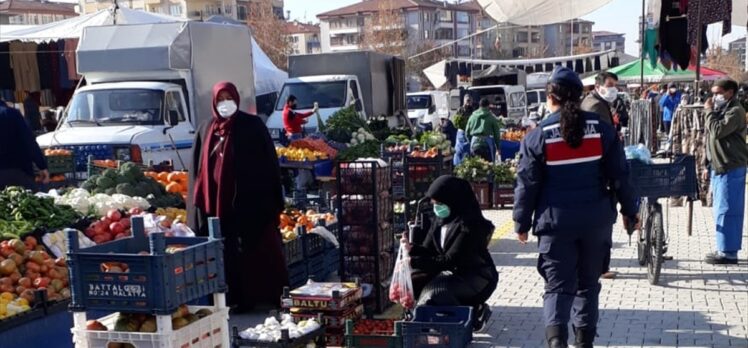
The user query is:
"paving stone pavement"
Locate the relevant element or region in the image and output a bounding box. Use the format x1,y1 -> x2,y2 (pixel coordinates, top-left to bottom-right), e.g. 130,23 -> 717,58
476,203 -> 748,348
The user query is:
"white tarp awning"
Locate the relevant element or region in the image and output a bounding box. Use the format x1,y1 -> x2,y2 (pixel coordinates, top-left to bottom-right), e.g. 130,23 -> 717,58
734,0 -> 747,27
0,9 -> 286,96
476,0 -> 614,26
0,7 -> 186,42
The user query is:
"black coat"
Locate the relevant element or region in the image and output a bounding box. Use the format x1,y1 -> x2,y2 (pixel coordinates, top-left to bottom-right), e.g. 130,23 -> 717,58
187,112 -> 284,241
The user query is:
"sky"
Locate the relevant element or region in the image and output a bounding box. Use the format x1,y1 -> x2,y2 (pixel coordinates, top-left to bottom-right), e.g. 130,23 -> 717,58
284,0 -> 747,57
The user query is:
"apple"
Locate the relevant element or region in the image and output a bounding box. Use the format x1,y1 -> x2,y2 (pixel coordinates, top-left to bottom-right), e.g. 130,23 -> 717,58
120,218 -> 131,229
100,217 -> 111,227
84,228 -> 96,238
109,222 -> 125,235
106,210 -> 122,222
93,222 -> 106,235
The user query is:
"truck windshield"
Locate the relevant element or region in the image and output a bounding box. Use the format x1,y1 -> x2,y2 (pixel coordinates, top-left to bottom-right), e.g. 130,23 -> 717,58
66,89 -> 164,125
407,95 -> 432,110
275,81 -> 347,111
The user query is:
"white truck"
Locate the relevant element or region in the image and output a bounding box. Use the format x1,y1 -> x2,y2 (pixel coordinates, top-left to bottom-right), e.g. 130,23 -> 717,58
407,91 -> 450,130
265,51 -> 407,141
36,21 -> 255,172
449,85 -> 527,124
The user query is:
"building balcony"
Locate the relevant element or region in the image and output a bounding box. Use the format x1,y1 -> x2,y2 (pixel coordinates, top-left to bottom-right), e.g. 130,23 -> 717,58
329,26 -> 360,35
330,44 -> 361,52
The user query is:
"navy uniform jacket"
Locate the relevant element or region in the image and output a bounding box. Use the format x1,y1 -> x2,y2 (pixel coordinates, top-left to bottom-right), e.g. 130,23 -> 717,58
513,111 -> 638,235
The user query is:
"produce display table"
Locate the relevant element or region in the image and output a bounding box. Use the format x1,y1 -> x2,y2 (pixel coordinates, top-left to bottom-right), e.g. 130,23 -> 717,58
0,300 -> 73,348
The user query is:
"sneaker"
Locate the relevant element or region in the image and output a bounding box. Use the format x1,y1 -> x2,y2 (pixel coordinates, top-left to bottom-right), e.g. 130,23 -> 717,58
472,303 -> 492,332
600,271 -> 618,279
705,252 -> 738,265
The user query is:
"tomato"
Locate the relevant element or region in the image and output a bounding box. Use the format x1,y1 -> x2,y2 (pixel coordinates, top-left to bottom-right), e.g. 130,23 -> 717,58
93,235 -> 110,244
9,271 -> 20,283
107,210 -> 122,222
120,218 -> 131,229
93,222 -> 106,235
33,277 -> 50,289
114,233 -> 127,241
109,222 -> 125,235
24,236 -> 37,248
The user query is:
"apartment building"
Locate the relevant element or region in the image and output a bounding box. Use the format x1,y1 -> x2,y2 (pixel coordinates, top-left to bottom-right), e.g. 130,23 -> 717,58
317,0 -> 478,58
543,19 -> 594,57
728,37 -> 747,71
1,0 -> 77,25
285,20 -> 320,55
592,30 -> 625,53
78,0 -> 282,22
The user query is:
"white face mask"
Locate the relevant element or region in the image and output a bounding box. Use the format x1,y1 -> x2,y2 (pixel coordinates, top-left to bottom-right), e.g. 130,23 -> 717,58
598,86 -> 618,103
669,88 -> 677,94
714,94 -> 727,108
216,100 -> 238,118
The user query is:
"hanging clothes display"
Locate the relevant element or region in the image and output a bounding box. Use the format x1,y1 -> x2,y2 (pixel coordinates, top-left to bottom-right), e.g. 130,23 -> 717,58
628,100 -> 659,151
659,0 -> 691,70
0,42 -> 15,100
643,0 -> 661,68
670,105 -> 711,206
686,0 -> 731,47
9,41 -> 41,94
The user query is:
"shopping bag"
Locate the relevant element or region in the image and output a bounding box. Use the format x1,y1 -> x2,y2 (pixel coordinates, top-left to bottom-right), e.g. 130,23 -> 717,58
389,243 -> 416,309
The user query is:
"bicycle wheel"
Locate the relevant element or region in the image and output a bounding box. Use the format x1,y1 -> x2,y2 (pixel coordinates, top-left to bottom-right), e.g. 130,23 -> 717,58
647,204 -> 665,285
637,201 -> 649,266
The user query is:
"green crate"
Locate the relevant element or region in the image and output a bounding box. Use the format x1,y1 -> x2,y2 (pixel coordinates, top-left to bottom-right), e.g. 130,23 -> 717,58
345,319 -> 403,348
46,155 -> 75,174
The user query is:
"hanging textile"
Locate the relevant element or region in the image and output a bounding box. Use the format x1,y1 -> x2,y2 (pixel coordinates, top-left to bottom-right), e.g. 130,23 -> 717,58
64,38 -> 80,81
545,63 -> 554,71
585,58 -> 593,73
594,56 -> 601,71
659,0 -> 690,70
628,100 -> 659,151
535,64 -> 543,72
686,0 -> 731,47
670,105 -> 711,206
9,41 -> 41,93
0,42 -> 15,91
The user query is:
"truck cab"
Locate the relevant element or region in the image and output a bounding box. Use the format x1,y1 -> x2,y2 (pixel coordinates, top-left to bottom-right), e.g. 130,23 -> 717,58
265,75 -> 365,141
36,82 -> 194,171
407,91 -> 449,131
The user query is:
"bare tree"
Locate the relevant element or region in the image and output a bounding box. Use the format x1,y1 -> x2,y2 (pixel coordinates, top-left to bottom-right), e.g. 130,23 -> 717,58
704,47 -> 744,82
360,0 -> 406,57
408,42 -> 451,89
248,0 -> 292,70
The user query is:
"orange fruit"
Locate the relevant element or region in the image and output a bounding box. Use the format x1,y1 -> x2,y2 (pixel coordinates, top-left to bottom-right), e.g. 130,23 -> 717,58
157,172 -> 169,181
167,172 -> 180,183
165,182 -> 182,194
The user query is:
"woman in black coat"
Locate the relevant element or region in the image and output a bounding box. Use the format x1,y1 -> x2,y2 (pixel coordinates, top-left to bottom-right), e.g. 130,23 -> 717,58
188,81 -> 287,312
402,175 -> 498,330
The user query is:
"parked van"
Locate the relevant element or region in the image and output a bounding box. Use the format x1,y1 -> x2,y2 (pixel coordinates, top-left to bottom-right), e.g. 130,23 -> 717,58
407,91 -> 449,129
449,85 -> 527,124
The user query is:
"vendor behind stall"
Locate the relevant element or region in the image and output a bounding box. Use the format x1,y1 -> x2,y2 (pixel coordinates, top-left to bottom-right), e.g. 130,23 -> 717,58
282,95 -> 319,141
0,103 -> 48,190
189,81 -> 287,312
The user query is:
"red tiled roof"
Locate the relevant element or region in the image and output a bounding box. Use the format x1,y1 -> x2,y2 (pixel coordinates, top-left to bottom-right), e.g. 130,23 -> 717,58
0,0 -> 77,16
318,0 -> 478,19
285,20 -> 319,34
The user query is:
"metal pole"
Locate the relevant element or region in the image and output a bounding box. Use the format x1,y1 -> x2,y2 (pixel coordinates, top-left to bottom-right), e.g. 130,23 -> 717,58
694,4 -> 702,98
570,19 -> 574,56
640,0 -> 645,89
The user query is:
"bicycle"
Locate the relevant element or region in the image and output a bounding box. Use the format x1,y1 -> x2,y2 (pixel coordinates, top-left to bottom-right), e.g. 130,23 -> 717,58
626,153 -> 698,285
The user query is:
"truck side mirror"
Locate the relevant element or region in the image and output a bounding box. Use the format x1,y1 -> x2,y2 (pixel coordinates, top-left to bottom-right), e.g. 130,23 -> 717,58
428,105 -> 436,114
168,110 -> 179,127
354,99 -> 363,112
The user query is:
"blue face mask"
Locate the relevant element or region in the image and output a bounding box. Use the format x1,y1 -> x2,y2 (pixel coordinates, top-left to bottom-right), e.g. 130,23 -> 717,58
433,203 -> 451,218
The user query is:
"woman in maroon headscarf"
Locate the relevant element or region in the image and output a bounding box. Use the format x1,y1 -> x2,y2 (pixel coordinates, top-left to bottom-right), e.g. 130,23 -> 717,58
188,81 -> 287,312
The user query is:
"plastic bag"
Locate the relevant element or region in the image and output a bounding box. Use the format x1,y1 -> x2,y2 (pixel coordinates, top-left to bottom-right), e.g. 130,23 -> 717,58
389,243 -> 415,309
624,144 -> 652,163
309,226 -> 339,248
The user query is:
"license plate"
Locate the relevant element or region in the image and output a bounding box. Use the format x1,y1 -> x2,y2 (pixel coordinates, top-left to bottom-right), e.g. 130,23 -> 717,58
270,128 -> 281,140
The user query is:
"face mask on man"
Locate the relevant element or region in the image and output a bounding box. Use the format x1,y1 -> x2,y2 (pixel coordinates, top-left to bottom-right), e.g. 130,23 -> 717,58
669,88 -> 677,94
433,203 -> 451,219
713,94 -> 728,109
598,86 -> 618,103
216,100 -> 238,118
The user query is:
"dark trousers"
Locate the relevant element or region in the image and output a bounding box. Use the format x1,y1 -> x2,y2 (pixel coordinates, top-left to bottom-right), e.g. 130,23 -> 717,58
537,226 -> 609,330
413,271 -> 494,308
0,169 -> 35,191
663,120 -> 672,134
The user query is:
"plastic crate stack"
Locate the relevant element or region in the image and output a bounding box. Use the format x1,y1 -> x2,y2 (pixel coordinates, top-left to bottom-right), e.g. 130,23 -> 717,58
401,306 -> 473,348
280,282 -> 364,346
43,149 -> 76,189
336,161 -> 394,314
67,216 -> 229,348
284,219 -> 340,289
402,154 -> 452,233
380,146 -> 408,235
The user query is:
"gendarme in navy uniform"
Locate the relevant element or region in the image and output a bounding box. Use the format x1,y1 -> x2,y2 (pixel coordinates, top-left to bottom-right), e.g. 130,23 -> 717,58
513,67 -> 638,348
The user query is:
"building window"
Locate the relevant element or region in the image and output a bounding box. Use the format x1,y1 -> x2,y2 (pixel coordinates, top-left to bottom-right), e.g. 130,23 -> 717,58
170,5 -> 183,16
438,10 -> 452,22
531,32 -> 540,43
456,11 -> 468,24
424,12 -> 430,22
605,42 -> 611,49
224,4 -> 232,15
434,28 -> 453,40
456,28 -> 468,39
238,5 -> 247,20
457,45 -> 471,57
480,19 -> 492,29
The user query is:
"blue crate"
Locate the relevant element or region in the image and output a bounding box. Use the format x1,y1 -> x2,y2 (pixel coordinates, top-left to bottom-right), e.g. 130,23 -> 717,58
66,217 -> 226,315
283,237 -> 304,266
306,253 -> 327,281
324,247 -> 340,274
628,156 -> 698,200
314,160 -> 334,177
402,306 -> 473,348
288,262 -> 308,289
302,232 -> 325,258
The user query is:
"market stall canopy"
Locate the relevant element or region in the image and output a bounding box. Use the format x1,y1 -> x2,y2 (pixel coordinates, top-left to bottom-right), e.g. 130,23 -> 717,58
204,16 -> 288,96
0,7 -> 185,42
476,0 -> 614,26
580,60 -> 727,85
734,0 -> 747,27
424,49 -> 617,89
